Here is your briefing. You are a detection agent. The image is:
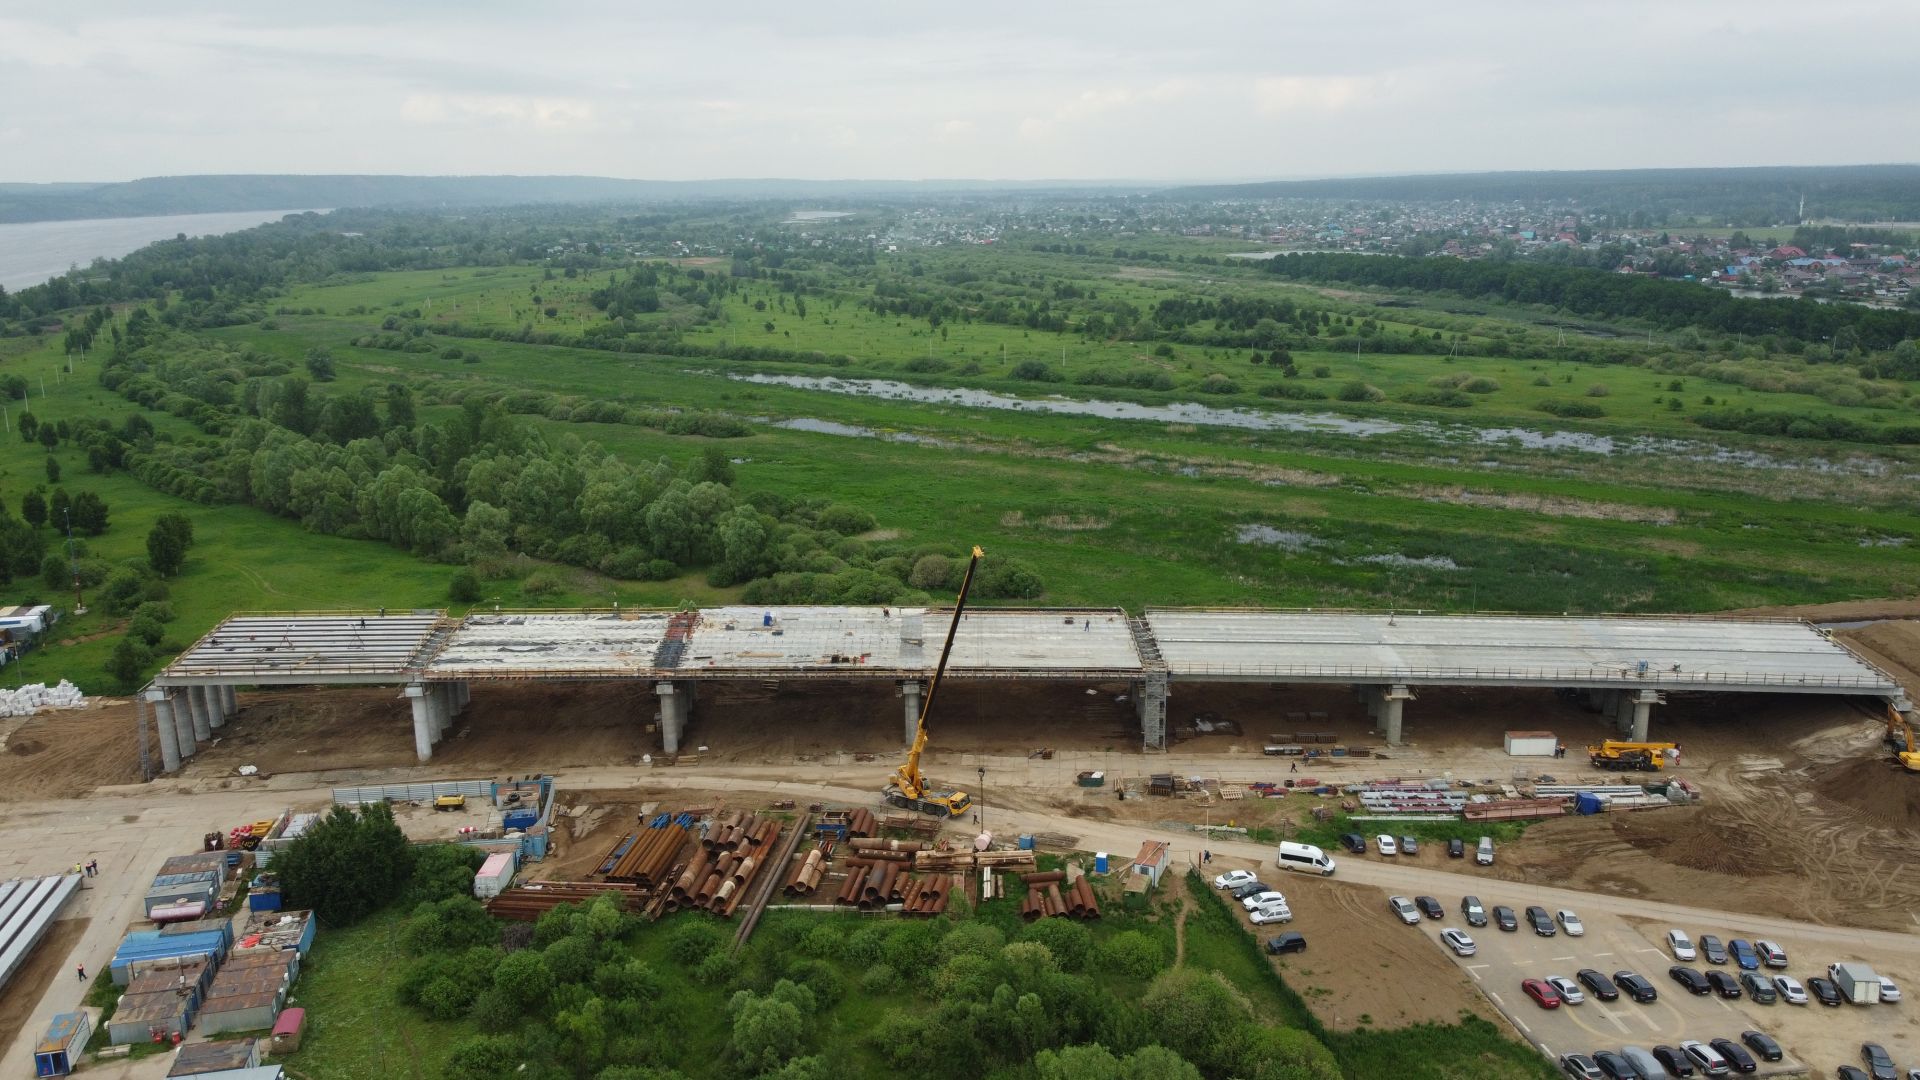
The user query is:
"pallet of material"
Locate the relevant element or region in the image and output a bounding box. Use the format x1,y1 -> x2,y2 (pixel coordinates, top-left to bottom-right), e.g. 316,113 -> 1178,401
486,882 -> 647,921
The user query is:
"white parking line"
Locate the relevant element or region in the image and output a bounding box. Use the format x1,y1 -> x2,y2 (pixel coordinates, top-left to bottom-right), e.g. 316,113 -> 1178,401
1464,964 -> 1487,983
1591,951 -> 1613,958
1513,1018 -> 1531,1035
1489,992 -> 1504,1006
1551,955 -> 1576,962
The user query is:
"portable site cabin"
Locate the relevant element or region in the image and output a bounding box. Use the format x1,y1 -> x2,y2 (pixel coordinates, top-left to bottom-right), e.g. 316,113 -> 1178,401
473,852 -> 515,899
236,910 -> 315,959
144,871 -> 220,917
161,918 -> 236,949
33,1012 -> 89,1077
125,957 -> 214,1011
1129,841 -> 1171,888
110,928 -> 229,985
106,988 -> 194,1044
198,951 -> 295,1035
270,1008 -> 305,1054
167,1037 -> 263,1077
1503,731 -> 1559,757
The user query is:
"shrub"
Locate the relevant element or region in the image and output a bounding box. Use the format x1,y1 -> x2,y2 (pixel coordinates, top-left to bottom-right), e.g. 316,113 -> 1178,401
449,568 -> 483,604
1537,399 -> 1607,418
1258,383 -> 1329,401
904,356 -> 949,373
1197,374 -> 1239,394
1311,365 -> 1331,378
1585,383 -> 1611,397
667,921 -> 727,965
1335,380 -> 1385,402
1099,929 -> 1167,980
1009,360 -> 1060,382
1397,388 -> 1474,408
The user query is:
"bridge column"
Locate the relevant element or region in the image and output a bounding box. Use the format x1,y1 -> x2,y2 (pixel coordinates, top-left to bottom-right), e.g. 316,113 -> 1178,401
406,685 -> 434,762
1135,671 -> 1168,750
170,689 -> 197,759
901,682 -> 924,747
454,681 -> 470,711
205,685 -> 227,731
187,686 -> 213,742
1614,690 -> 1637,735
656,682 -> 689,755
432,684 -> 453,743
222,685 -> 238,715
147,689 -> 181,773
1383,684 -> 1414,746
1629,689 -> 1659,743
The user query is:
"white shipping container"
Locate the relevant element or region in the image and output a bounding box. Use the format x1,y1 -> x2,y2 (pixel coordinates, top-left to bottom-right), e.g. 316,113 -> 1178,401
473,852 -> 516,899
1503,731 -> 1558,757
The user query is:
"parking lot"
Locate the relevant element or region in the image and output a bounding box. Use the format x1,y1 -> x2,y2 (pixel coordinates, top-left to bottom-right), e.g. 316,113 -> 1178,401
1404,897 -> 1917,1077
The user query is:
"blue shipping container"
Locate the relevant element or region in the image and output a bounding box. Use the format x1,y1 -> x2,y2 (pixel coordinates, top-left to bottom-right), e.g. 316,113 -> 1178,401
1575,793 -> 1605,816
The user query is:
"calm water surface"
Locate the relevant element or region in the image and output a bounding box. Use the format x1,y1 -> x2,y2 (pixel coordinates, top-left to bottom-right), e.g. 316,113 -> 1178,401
0,209 -> 318,291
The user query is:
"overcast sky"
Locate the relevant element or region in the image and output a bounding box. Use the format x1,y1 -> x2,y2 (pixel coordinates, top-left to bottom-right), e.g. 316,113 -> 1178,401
3,0 -> 1916,183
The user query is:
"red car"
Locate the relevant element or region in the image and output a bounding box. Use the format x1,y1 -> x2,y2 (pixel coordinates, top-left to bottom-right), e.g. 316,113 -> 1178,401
1521,978 -> 1562,1009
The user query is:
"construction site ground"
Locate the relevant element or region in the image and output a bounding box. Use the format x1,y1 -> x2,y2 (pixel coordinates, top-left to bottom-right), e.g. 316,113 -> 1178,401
1,615 -> 1918,1076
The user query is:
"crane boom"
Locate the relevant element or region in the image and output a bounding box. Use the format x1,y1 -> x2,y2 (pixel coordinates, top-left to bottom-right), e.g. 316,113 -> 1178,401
885,546 -> 983,816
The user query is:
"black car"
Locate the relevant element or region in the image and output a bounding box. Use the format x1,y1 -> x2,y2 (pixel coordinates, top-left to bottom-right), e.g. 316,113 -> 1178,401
1652,1045 -> 1696,1077
1415,895 -> 1444,920
1559,1054 -> 1605,1080
1669,966 -> 1711,995
1709,1038 -> 1756,1074
1526,905 -> 1557,936
1612,970 -> 1657,1003
1739,972 -> 1776,1003
1591,1050 -> 1642,1080
1492,905 -> 1518,932
1231,880 -> 1272,900
1578,968 -> 1621,1002
1698,934 -> 1728,964
1266,932 -> 1307,955
1447,837 -> 1466,858
1808,976 -> 1844,1006
1862,1043 -> 1897,1080
1739,1031 -> 1781,1063
1838,1067 -> 1870,1080
1706,969 -> 1742,999
1339,833 -> 1367,854
1461,896 -> 1488,927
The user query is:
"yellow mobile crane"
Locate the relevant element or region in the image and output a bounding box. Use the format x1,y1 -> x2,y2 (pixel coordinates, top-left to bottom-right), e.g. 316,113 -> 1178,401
1886,704 -> 1920,773
1586,740 -> 1678,772
884,546 -> 982,817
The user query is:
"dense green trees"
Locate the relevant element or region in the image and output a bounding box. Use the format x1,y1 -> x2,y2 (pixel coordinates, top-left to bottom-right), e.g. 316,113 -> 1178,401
145,511 -> 194,576
273,802 -> 415,927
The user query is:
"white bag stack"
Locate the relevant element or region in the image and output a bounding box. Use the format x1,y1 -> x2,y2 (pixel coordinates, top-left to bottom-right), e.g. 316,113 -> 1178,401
0,680 -> 87,717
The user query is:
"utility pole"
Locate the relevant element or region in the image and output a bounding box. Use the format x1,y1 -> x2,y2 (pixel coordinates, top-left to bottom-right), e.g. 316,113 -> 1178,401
977,766 -> 986,830
64,509 -> 84,613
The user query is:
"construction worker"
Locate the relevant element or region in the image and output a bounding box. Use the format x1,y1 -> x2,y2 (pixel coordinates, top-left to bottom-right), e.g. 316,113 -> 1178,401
75,964 -> 86,981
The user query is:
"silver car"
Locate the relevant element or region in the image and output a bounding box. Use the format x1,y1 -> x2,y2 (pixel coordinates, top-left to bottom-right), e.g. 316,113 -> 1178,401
1440,928 -> 1476,956
1666,928 -> 1696,961
1388,895 -> 1420,925
1772,975 -> 1808,1004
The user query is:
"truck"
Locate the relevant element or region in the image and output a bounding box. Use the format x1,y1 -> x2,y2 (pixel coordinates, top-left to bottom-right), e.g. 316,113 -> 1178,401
1829,962 -> 1881,1004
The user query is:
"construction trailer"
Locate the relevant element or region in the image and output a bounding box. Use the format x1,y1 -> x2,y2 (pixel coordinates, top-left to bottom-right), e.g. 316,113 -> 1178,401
167,1037 -> 260,1077
110,928 -> 230,986
198,951 -> 296,1035
473,852 -> 516,899
33,1012 -> 90,1077
270,1008 -> 305,1054
106,988 -> 194,1045
236,909 -> 316,959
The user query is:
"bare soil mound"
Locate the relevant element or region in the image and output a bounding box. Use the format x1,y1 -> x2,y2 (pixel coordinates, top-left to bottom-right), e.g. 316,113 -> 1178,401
1814,756 -> 1920,830
0,702 -> 144,801
1836,621 -> 1920,699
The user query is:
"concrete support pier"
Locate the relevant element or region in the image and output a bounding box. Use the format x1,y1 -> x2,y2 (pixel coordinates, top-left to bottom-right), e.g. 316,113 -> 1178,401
656,682 -> 689,755
147,689 -> 181,772
1133,671 -> 1168,750
1629,689 -> 1659,743
901,682 -> 925,746
222,685 -> 238,715
170,690 -> 197,759
1382,684 -> 1413,746
187,686 -> 212,742
205,685 -> 227,731
406,685 -> 434,762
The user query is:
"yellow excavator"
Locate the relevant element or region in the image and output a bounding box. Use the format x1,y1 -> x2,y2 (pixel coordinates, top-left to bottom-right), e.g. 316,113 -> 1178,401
884,546 -> 981,817
1885,704 -> 1920,773
1587,740 -> 1678,772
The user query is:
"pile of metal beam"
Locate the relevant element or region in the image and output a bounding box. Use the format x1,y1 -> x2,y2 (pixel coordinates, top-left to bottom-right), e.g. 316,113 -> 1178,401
666,814 -> 781,917
1462,797 -> 1569,822
486,882 -> 646,921
1355,789 -> 1468,814
603,813 -> 695,887
1018,872 -> 1100,920
912,849 -> 1037,872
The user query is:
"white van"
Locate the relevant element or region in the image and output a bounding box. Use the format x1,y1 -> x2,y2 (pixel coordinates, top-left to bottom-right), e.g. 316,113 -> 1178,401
1475,837 -> 1494,866
1275,841 -> 1337,876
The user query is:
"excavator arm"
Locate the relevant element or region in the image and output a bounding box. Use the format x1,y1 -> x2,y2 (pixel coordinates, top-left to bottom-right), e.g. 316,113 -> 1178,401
886,546 -> 983,815
1887,704 -> 1920,772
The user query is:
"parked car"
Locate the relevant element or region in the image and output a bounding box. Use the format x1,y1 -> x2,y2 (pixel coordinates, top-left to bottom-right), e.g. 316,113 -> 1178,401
1526,906 -> 1557,936
1460,896 -> 1487,927
1340,833 -> 1367,854
1376,834 -> 1398,856
1399,835 -> 1419,855
1706,969 -> 1742,999
1621,1047 -> 1668,1080
1559,1053 -> 1606,1080
1877,975 -> 1901,1002
1447,838 -> 1465,858
1699,934 -> 1728,965
1837,1067 -> 1869,1080
1241,890 -> 1286,912
1475,836 -> 1494,865
1739,972 -> 1777,1003
1863,1044 -> 1898,1080
1250,903 -> 1293,925
1728,938 -> 1759,971
1669,966 -> 1711,995
1578,968 -> 1621,1002
1388,896 -> 1421,925
1557,909 -> 1585,936
1266,932 -> 1307,955
1231,880 -> 1272,901
1522,977 -> 1561,1008
1709,1038 -> 1755,1074
1666,929 -> 1697,961
1680,1039 -> 1730,1076
1546,975 -> 1585,1004
1809,976 -> 1844,1006
1592,1050 -> 1643,1080
1493,905 -> 1518,932
1613,971 -> 1657,1003
1440,928 -> 1476,956
1653,1045 -> 1697,1077
1415,895 -> 1444,920
1739,1031 -> 1781,1063
1213,869 -> 1258,891
1773,975 -> 1808,1004
1753,939 -> 1787,968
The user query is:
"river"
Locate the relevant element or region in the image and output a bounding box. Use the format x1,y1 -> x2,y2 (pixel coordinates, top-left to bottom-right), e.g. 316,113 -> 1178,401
0,209 -> 320,292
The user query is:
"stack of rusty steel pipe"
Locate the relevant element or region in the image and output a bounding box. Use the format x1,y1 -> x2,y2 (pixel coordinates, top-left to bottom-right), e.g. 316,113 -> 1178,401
487,882 -> 647,921
665,813 -> 781,918
782,848 -> 827,896
848,837 -> 925,854
913,849 -> 1037,872
1018,871 -> 1101,921
604,812 -> 696,887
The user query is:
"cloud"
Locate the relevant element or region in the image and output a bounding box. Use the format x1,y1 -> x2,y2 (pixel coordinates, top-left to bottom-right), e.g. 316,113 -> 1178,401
401,94 -> 598,131
1253,75 -> 1385,114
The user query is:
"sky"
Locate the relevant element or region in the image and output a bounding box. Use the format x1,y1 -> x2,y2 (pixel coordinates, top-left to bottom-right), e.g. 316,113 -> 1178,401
2,0 -> 1917,183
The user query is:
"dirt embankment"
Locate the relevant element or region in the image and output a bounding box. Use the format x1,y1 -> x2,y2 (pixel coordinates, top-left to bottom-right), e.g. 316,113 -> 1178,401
0,702 -> 144,802
1723,597 -> 1920,622
1835,620 -> 1920,700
